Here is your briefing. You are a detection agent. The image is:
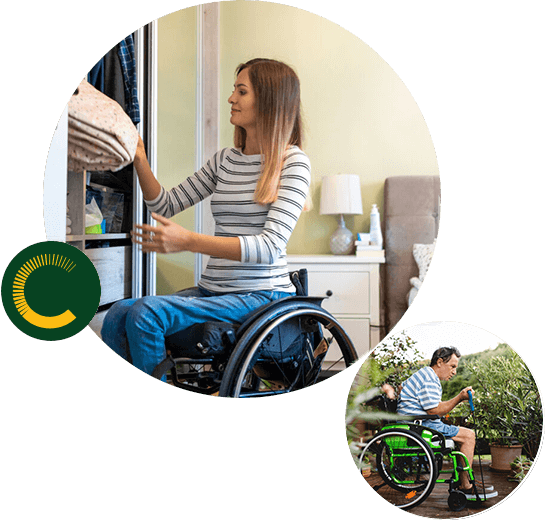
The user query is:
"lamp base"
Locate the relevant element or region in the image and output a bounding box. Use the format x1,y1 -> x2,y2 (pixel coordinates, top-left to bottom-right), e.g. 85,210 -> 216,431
329,216 -> 354,255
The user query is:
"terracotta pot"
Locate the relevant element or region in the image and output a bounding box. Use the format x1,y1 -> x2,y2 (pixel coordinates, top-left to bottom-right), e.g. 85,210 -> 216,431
361,467 -> 372,478
490,444 -> 522,472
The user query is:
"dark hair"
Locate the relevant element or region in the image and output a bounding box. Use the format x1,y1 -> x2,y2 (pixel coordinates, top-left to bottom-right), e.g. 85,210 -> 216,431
430,347 -> 461,367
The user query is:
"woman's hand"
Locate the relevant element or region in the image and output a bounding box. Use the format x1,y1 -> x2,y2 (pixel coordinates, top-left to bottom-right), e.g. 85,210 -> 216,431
131,136 -> 161,201
134,134 -> 148,165
131,212 -> 194,253
133,212 -> 242,260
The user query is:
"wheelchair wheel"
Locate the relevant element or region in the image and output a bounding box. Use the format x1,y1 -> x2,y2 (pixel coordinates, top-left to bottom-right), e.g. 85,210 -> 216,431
218,301 -> 357,397
359,428 -> 437,510
448,490 -> 467,511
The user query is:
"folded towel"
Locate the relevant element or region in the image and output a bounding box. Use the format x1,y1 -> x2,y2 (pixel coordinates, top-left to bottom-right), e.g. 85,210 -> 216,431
67,79 -> 138,173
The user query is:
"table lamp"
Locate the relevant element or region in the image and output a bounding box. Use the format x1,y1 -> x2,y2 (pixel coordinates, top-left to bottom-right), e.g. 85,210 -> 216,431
320,174 -> 363,255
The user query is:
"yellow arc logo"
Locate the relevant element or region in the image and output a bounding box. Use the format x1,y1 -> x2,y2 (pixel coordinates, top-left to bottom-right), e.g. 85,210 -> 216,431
2,241 -> 100,341
12,254 -> 77,329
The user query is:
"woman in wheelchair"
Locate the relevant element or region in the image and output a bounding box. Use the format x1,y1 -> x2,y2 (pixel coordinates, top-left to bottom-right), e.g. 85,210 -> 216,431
101,59 -> 357,395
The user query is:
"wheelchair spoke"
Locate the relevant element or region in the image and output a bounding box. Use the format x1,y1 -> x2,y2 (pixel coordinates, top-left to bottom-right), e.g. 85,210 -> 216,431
219,304 -> 358,397
159,300 -> 358,398
359,429 -> 437,510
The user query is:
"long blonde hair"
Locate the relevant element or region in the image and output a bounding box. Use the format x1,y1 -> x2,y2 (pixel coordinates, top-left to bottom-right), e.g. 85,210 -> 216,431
233,59 -> 304,205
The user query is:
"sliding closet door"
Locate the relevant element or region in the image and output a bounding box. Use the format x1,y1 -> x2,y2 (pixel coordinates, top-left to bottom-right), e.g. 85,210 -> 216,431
134,21 -> 158,299
43,107 -> 68,243
195,3 -> 220,281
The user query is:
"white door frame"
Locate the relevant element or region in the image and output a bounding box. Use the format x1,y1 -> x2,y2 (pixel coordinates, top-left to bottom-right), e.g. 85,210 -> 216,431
194,2 -> 220,284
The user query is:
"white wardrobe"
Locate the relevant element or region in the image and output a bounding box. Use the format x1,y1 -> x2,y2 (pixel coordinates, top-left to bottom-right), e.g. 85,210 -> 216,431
43,5 -> 220,336
44,22 -> 158,335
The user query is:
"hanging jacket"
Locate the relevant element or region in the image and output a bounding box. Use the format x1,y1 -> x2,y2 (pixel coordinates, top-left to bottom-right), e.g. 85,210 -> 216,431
88,35 -> 140,125
117,35 -> 140,125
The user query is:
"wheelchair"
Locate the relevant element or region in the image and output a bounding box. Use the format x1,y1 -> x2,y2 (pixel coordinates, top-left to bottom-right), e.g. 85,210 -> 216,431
358,395 -> 491,511
150,270 -> 358,397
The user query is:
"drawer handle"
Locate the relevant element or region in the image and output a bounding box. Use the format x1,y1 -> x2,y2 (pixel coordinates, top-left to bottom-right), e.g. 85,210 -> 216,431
325,290 -> 333,297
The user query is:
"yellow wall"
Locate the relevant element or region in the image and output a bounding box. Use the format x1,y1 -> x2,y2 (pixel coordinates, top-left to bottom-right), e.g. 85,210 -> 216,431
220,2 -> 438,253
156,2 -> 438,291
156,6 -> 197,294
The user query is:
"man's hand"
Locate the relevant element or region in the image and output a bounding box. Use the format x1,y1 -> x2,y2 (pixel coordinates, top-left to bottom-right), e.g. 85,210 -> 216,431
458,386 -> 474,402
381,383 -> 396,399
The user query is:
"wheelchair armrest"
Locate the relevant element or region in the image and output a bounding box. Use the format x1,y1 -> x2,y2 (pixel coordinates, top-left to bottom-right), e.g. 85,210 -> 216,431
290,269 -> 308,296
406,414 -> 441,421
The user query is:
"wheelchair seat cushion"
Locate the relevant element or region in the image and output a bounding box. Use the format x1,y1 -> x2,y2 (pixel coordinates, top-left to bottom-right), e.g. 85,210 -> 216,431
429,436 -> 456,449
165,321 -> 238,359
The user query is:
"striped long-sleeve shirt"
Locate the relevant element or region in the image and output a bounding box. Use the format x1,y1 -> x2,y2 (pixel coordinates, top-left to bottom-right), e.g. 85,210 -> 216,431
145,146 -> 311,293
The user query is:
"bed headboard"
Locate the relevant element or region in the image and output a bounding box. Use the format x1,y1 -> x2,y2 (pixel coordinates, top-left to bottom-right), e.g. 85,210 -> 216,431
383,175 -> 440,333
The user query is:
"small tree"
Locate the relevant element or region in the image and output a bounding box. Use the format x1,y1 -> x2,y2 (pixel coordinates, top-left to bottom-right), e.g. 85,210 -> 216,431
371,330 -> 425,393
467,349 -> 542,455
346,360 -> 396,444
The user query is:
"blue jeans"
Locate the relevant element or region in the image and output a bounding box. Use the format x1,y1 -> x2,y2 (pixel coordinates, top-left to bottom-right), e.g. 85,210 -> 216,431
101,287 -> 292,378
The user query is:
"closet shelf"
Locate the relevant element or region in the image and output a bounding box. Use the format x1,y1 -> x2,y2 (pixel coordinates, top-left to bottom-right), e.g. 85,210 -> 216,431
66,233 -> 130,241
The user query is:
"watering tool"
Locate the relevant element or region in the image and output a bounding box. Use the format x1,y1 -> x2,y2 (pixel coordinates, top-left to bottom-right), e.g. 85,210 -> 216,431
468,389 -> 488,502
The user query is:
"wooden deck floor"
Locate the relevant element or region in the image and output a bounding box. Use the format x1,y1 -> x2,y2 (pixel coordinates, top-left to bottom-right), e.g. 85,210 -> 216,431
366,460 -> 519,518
410,461 -> 518,518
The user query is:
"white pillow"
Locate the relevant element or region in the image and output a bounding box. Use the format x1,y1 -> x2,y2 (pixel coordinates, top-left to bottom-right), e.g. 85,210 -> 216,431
413,241 -> 436,281
407,241 -> 436,306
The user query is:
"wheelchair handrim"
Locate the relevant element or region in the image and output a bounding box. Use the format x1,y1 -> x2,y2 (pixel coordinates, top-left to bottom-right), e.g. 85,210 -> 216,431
359,429 -> 437,509
229,307 -> 355,397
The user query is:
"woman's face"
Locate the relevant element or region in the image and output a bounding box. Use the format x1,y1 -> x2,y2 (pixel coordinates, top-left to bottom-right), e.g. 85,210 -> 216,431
228,68 -> 257,131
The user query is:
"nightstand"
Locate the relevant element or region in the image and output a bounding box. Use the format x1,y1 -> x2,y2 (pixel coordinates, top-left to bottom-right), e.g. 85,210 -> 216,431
286,254 -> 385,360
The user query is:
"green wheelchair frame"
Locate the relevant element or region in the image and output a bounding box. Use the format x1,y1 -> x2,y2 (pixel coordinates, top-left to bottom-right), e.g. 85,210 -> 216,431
381,416 -> 476,511
358,399 -> 488,511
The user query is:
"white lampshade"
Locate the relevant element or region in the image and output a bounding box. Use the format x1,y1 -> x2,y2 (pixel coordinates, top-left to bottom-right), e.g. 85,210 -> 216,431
320,174 -> 363,215
320,174 -> 363,255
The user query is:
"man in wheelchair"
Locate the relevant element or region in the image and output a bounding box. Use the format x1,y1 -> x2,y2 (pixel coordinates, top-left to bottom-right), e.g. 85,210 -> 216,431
395,346 -> 497,500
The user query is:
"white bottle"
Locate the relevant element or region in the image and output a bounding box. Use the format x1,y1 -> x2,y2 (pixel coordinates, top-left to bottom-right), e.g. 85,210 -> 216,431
370,204 -> 383,248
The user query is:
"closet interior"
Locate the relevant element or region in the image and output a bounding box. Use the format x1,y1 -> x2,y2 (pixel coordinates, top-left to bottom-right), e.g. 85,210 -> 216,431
42,6 -> 218,337
65,22 -> 157,335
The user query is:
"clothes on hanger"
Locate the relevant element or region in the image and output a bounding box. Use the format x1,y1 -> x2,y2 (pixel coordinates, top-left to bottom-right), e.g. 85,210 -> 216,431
68,79 -> 138,173
117,35 -> 140,125
88,45 -> 125,112
87,34 -> 140,125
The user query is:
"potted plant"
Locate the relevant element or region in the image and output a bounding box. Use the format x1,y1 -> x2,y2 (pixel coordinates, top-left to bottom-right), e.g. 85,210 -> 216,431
509,455 -> 533,482
502,372 -> 543,459
488,443 -> 523,472
469,392 -> 523,471
467,350 -> 542,472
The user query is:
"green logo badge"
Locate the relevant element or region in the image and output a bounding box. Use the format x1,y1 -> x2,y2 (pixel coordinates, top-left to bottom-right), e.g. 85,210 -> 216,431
2,241 -> 101,340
